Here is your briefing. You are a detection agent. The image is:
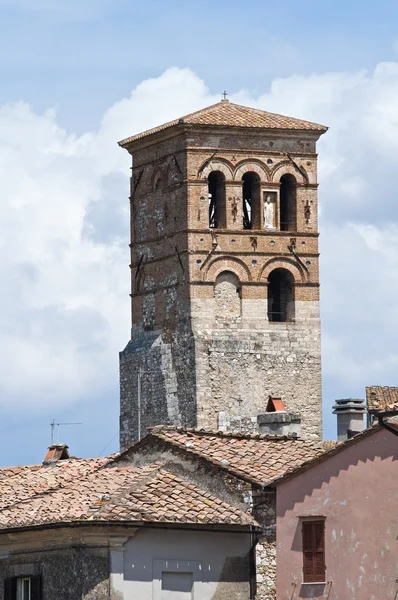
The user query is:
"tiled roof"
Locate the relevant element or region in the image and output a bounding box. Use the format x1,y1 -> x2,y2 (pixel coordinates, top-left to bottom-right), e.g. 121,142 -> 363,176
119,101 -> 328,146
139,427 -> 324,487
0,458 -> 256,531
0,457 -> 109,509
366,386 -> 398,411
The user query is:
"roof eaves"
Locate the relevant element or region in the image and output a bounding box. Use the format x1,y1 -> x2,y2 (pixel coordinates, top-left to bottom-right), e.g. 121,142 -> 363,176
0,519 -> 260,536
270,425 -> 381,487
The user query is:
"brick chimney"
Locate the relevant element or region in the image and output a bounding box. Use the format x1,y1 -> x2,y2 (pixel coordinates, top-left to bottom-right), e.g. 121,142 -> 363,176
43,444 -> 70,465
332,398 -> 366,441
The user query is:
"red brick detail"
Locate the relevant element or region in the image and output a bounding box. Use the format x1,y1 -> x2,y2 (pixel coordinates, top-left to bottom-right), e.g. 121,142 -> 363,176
258,257 -> 306,283
270,160 -> 308,184
233,159 -> 270,182
201,158 -> 234,181
204,256 -> 252,283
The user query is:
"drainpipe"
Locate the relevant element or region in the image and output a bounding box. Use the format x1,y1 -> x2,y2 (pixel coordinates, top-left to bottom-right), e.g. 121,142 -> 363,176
378,410 -> 398,437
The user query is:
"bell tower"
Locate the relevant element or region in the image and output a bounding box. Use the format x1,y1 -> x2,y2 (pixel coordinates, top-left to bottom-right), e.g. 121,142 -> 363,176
118,100 -> 327,449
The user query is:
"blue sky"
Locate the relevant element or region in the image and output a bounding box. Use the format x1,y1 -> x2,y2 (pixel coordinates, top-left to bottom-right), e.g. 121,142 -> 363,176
1,0 -> 398,465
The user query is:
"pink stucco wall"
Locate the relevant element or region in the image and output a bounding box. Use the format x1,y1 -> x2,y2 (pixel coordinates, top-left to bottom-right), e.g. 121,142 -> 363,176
276,428 -> 398,600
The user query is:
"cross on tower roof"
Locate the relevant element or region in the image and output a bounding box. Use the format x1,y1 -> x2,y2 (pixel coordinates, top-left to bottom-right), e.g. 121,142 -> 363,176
222,90 -> 228,101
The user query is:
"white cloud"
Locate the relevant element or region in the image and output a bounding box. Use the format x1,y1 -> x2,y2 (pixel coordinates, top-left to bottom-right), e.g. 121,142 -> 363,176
2,63 -> 398,416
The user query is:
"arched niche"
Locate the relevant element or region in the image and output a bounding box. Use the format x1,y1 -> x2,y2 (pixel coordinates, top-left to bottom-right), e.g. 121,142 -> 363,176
214,271 -> 241,320
152,169 -> 164,192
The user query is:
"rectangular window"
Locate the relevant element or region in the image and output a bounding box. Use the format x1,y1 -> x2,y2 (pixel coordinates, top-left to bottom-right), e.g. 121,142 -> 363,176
302,520 -> 325,583
4,576 -> 41,600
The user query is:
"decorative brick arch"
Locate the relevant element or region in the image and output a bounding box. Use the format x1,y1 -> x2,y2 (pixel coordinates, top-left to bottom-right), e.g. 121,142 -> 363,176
234,159 -> 270,182
200,158 -> 234,180
271,160 -> 308,184
204,256 -> 252,282
258,257 -> 307,283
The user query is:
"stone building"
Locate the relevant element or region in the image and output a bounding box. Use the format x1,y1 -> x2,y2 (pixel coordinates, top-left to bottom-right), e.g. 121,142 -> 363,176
118,425 -> 323,600
118,101 -> 327,449
0,444 -> 258,600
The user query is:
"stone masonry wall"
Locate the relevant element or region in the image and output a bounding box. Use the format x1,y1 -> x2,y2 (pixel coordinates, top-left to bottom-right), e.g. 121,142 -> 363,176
119,321 -> 197,449
194,312 -> 322,442
0,544 -> 109,600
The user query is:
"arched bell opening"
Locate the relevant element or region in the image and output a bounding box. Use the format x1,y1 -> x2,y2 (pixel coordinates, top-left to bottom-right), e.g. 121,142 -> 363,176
267,268 -> 295,322
242,172 -> 261,230
280,174 -> 297,231
208,171 -> 226,229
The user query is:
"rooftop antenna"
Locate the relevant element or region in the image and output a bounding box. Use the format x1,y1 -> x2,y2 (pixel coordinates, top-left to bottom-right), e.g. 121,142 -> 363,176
50,419 -> 83,445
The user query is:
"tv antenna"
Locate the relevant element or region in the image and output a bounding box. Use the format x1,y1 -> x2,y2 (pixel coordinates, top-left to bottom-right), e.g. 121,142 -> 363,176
50,419 -> 83,445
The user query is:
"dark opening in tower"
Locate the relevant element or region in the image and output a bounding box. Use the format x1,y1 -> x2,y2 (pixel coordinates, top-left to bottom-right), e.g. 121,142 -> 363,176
280,174 -> 297,231
208,171 -> 226,229
242,172 -> 261,230
267,268 -> 295,322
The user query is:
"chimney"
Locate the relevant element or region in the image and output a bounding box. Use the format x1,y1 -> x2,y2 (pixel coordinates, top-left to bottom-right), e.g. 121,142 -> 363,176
43,444 -> 70,465
332,398 -> 366,441
257,396 -> 301,437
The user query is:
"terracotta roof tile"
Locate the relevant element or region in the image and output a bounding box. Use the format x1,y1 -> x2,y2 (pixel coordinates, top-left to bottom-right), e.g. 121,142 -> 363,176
119,101 -> 328,146
140,427 -> 323,486
366,386 -> 398,411
0,457 -> 256,531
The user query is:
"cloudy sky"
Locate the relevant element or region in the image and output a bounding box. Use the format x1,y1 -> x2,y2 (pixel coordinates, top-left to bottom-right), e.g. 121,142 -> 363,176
1,0 -> 398,465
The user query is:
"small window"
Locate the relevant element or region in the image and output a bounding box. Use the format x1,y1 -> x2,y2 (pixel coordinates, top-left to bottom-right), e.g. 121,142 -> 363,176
302,520 -> 325,583
4,576 -> 41,600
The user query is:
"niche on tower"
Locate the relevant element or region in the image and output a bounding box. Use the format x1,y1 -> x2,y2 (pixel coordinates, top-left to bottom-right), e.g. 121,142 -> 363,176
242,172 -> 261,229
214,271 -> 241,323
208,171 -> 226,229
280,174 -> 297,231
267,268 -> 295,322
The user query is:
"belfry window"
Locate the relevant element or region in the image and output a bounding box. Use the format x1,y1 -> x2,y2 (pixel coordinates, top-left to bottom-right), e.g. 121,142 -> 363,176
280,174 -> 297,231
242,172 -> 261,229
208,171 -> 226,229
267,268 -> 295,322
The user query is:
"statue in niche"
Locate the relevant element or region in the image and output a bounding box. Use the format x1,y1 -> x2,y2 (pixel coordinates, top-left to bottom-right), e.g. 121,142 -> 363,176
263,192 -> 276,230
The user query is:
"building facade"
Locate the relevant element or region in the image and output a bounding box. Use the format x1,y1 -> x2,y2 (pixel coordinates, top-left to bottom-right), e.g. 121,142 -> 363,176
118,101 -> 327,449
275,425 -> 398,599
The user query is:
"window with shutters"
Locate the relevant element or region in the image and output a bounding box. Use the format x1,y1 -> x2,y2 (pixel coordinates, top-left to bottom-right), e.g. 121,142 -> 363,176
302,520 -> 325,583
4,576 -> 41,600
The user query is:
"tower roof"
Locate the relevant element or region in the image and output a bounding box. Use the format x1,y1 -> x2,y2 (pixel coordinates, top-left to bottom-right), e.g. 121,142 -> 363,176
118,100 -> 328,147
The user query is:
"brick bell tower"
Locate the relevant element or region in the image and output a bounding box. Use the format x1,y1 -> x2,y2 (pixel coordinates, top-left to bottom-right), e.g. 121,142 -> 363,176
118,100 -> 327,449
